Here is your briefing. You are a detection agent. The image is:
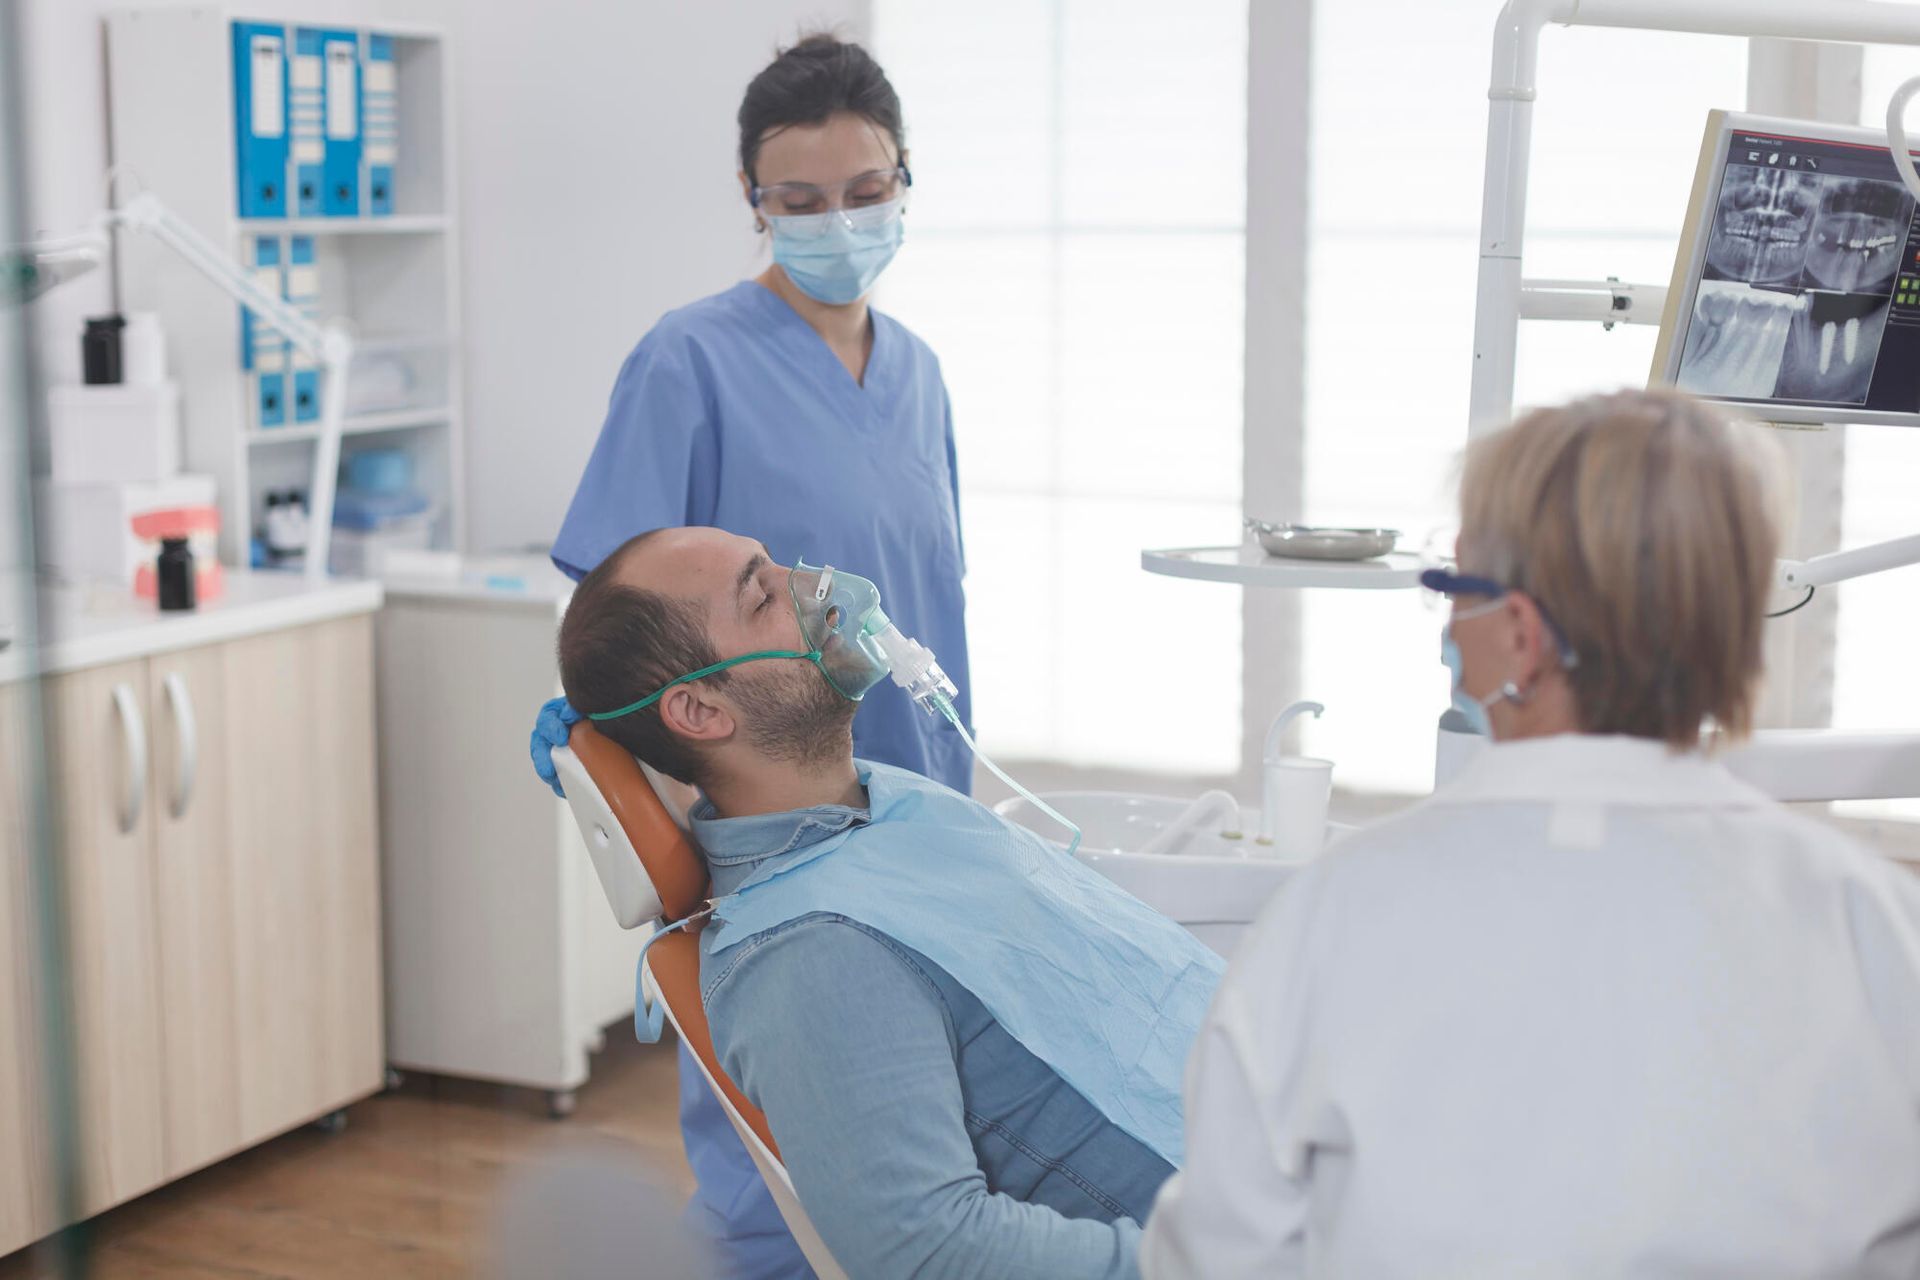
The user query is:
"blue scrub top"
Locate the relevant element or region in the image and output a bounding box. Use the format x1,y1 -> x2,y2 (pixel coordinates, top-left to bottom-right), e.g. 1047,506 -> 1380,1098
553,280 -> 973,794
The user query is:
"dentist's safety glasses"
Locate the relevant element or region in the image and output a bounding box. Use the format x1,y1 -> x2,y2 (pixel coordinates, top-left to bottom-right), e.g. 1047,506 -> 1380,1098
790,560 -> 899,701
1417,565 -> 1509,624
1418,567 -> 1581,671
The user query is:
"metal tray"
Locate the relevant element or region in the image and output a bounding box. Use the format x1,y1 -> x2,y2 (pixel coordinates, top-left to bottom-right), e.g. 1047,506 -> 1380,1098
1245,518 -> 1399,562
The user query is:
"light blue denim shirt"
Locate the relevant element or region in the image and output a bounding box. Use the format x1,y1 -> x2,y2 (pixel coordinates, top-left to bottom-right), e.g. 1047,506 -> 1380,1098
692,793 -> 1173,1280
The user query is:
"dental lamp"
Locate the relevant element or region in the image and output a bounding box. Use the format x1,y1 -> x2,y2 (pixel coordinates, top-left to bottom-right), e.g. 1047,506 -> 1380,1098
1888,75 -> 1920,203
8,191 -> 351,581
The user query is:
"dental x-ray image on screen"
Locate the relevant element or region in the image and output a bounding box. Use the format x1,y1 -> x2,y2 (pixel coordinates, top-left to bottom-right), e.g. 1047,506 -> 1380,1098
1776,290 -> 1891,404
1703,167 -> 1819,285
1659,112 -> 1920,425
1804,177 -> 1910,293
1677,281 -> 1801,400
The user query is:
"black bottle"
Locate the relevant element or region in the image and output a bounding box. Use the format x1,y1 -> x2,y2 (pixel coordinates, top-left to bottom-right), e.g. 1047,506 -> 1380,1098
82,315 -> 126,385
157,538 -> 196,612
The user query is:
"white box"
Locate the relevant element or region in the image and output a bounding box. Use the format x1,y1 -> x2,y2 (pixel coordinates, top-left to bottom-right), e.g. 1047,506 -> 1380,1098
329,513 -> 434,578
48,382 -> 183,484
36,474 -> 219,589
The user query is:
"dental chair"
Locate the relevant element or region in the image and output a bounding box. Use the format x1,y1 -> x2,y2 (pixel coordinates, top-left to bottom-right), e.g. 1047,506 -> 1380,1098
552,724 -> 849,1280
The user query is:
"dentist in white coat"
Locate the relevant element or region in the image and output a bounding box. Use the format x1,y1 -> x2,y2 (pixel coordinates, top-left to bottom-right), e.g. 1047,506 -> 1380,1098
1143,388 -> 1920,1279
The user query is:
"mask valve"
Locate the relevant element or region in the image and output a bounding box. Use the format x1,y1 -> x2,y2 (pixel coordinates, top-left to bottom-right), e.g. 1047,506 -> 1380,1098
874,624 -> 957,711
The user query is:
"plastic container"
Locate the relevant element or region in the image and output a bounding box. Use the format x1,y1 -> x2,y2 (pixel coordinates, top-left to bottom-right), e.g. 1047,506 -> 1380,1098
329,512 -> 433,577
121,312 -> 167,387
343,447 -> 413,495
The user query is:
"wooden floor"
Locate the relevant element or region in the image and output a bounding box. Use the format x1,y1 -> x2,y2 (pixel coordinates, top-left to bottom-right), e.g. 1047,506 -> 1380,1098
1,1036 -> 692,1279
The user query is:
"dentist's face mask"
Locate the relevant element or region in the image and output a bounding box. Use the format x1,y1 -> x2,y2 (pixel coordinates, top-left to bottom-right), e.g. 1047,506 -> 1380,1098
587,559 -> 892,723
1422,566 -> 1578,739
766,198 -> 906,305
1441,623 -> 1501,738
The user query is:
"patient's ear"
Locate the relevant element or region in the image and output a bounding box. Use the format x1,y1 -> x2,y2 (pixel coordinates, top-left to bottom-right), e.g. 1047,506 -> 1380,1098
657,685 -> 735,745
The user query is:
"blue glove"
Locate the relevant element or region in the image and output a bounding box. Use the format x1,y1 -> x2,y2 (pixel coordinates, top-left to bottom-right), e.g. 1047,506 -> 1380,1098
531,696 -> 583,798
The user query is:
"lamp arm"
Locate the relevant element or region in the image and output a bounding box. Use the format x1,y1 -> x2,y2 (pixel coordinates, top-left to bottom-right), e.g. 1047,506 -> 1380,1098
1778,533 -> 1920,591
1889,76 -> 1920,203
109,192 -> 350,581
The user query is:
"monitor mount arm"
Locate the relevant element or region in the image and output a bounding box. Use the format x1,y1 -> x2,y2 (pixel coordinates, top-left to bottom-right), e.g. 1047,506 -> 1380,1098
1889,75 -> 1920,201
1771,76 -> 1920,593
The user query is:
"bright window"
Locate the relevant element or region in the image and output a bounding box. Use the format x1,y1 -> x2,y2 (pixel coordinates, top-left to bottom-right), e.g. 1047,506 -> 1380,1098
873,0 -> 1248,772
1299,8 -> 1747,791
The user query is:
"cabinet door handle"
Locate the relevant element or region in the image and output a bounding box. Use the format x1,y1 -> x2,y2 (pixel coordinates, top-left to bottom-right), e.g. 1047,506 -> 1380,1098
111,682 -> 147,835
162,672 -> 197,819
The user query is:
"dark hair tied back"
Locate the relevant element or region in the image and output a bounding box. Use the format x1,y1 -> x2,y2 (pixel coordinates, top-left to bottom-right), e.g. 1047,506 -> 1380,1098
738,34 -> 905,186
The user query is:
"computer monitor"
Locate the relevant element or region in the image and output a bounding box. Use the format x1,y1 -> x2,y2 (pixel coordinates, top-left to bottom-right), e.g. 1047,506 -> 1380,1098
1652,110 -> 1920,427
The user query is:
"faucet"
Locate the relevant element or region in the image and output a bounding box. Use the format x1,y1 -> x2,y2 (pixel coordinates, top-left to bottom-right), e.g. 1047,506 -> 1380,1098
1260,700 -> 1325,845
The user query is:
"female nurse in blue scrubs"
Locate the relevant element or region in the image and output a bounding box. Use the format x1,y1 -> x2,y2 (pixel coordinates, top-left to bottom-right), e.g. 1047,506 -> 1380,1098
528,34 -> 971,1280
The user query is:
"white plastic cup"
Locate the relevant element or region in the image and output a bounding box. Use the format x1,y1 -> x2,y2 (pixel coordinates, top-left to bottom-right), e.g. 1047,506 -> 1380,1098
1260,757 -> 1332,860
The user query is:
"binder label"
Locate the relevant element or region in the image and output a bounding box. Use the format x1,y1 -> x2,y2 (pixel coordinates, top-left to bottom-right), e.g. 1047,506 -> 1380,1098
250,35 -> 285,137
326,43 -> 358,139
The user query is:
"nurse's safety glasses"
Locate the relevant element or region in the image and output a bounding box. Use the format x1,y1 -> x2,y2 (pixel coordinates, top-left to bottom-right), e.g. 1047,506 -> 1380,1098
750,164 -> 912,222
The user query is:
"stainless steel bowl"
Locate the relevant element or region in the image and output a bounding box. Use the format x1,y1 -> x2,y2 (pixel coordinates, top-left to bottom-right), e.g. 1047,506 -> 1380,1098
1245,518 -> 1399,562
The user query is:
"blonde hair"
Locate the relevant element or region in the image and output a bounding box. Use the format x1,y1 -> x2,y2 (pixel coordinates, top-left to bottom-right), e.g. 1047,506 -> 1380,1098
1458,388 -> 1784,748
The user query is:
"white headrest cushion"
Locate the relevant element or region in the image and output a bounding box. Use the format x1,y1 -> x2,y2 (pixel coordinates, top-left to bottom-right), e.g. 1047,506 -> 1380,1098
553,743 -> 664,930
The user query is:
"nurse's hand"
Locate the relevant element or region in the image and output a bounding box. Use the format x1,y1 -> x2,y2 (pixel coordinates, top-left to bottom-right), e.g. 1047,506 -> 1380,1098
531,696 -> 583,798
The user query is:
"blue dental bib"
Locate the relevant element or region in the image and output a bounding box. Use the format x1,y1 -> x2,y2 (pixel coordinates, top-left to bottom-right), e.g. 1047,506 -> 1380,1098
703,762 -> 1224,1168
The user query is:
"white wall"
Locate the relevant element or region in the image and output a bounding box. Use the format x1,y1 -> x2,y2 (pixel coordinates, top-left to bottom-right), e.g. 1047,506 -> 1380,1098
457,0 -> 869,554
16,0 -> 122,412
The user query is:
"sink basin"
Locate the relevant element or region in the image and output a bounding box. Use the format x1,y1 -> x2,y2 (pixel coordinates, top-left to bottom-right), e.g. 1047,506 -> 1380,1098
994,790 -> 1342,955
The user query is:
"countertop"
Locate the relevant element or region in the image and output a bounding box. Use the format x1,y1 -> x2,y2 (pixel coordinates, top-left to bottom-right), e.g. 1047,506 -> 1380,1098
0,569 -> 384,685
376,552 -> 574,610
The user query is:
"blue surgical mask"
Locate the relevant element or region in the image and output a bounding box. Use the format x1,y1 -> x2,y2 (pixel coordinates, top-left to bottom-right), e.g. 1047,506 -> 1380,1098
768,199 -> 906,305
1441,626 -> 1496,738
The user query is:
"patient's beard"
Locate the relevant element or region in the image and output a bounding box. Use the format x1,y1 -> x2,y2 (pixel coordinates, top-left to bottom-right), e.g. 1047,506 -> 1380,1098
730,664 -> 857,772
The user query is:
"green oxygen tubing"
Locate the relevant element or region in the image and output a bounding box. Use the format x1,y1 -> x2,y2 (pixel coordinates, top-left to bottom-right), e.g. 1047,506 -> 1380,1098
869,625 -> 1083,857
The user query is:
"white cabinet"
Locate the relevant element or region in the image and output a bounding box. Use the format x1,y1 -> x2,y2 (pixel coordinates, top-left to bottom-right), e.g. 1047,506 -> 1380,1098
3,609 -> 384,1245
376,564 -> 642,1110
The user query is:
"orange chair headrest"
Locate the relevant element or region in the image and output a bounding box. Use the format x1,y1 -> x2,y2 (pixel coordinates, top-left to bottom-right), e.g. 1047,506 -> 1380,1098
558,723 -> 710,927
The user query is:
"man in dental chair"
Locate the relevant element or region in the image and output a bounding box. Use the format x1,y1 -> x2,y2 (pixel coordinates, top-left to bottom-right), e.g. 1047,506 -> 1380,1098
557,525 -> 1223,1280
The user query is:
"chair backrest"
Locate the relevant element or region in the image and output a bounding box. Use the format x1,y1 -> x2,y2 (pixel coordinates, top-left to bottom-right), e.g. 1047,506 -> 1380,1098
553,724 -> 848,1280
